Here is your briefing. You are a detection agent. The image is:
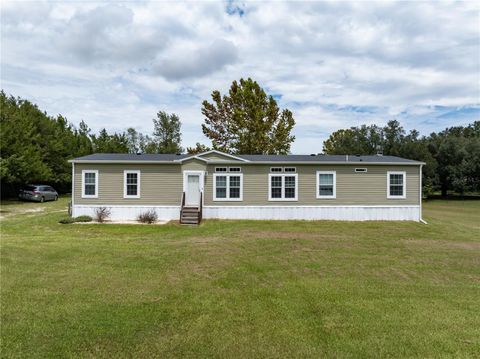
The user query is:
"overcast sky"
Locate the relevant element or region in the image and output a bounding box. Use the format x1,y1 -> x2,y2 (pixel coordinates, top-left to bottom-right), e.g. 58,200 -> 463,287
2,1 -> 479,153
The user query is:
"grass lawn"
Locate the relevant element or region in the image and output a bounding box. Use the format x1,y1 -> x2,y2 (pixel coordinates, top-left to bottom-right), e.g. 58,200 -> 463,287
1,198 -> 479,358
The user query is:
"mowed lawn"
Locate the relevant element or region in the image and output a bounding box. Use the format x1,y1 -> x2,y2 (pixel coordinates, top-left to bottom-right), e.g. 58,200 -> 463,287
1,199 -> 479,358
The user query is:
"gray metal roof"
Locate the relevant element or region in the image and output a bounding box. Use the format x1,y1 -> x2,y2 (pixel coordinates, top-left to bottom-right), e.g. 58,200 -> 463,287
238,154 -> 422,163
71,152 -> 423,164
72,153 -> 190,161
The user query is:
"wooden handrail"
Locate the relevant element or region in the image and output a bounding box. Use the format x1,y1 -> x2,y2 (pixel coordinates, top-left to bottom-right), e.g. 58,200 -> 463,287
199,191 -> 203,224
180,192 -> 185,223
180,191 -> 202,225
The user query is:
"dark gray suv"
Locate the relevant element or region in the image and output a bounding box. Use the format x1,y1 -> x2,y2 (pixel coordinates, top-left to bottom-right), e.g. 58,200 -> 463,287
18,184 -> 58,202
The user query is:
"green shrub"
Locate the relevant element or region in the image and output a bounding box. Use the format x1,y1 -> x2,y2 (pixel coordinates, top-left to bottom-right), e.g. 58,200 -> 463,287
423,183 -> 434,200
59,216 -> 93,224
59,217 -> 75,224
74,215 -> 92,222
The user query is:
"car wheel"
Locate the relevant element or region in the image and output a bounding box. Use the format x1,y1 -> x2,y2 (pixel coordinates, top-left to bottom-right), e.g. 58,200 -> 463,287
54,195 -> 58,201
40,197 -> 45,203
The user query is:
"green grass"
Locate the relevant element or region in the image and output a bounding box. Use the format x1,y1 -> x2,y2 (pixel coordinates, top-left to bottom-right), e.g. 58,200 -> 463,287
1,198 -> 479,358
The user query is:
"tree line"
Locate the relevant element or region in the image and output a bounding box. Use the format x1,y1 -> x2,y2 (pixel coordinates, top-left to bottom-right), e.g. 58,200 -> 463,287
323,120 -> 479,196
0,91 -> 186,195
1,77 -> 479,198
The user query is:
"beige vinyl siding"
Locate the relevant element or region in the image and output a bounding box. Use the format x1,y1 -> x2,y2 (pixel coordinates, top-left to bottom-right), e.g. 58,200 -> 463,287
181,159 -> 208,171
74,162 -> 420,207
74,164 -> 182,205
204,164 -> 420,206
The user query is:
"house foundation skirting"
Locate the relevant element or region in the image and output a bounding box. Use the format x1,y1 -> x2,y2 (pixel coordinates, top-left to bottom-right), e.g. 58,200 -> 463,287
73,204 -> 421,221
203,205 -> 421,221
72,205 -> 181,221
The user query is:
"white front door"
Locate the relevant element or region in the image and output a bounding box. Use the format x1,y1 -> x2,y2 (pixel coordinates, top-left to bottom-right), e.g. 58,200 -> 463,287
185,174 -> 201,206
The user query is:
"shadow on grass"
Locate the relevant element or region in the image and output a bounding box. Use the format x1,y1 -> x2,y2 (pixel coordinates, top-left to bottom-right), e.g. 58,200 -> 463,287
425,194 -> 480,201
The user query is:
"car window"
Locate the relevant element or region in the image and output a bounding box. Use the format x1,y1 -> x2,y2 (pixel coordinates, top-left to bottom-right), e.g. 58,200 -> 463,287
48,187 -> 55,192
41,186 -> 49,191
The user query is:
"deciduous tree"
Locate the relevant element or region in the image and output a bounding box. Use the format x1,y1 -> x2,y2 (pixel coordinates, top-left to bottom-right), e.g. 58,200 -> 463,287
201,78 -> 295,154
186,143 -> 210,154
323,119 -> 479,197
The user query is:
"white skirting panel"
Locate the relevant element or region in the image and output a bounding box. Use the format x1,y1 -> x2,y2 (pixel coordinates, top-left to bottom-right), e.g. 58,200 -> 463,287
203,206 -> 421,221
72,205 -> 180,221
73,205 -> 420,221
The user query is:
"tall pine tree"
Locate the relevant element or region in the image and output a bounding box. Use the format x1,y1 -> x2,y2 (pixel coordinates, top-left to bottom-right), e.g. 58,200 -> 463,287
152,111 -> 183,153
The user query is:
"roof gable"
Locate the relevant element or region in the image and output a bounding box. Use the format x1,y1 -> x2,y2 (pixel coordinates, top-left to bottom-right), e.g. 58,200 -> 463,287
178,150 -> 250,163
180,157 -> 208,164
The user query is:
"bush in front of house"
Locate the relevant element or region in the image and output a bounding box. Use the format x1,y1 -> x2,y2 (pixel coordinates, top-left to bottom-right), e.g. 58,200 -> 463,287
75,215 -> 92,222
58,215 -> 93,224
59,217 -> 76,224
94,207 -> 111,223
137,210 -> 158,224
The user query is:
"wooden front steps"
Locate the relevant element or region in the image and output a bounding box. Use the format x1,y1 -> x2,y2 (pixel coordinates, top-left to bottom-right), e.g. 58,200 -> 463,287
180,206 -> 201,225
180,191 -> 203,225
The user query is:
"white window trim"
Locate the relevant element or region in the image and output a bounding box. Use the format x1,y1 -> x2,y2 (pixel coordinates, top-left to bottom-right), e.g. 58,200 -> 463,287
124,170 -> 141,199
213,173 -> 243,201
387,171 -> 406,199
268,173 -> 298,201
215,167 -> 228,172
316,171 -> 336,199
81,170 -> 98,199
270,167 -> 283,173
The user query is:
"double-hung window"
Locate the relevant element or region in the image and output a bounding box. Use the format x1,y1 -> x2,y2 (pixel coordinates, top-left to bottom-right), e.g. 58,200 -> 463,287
316,171 -> 336,199
387,171 -> 406,199
124,170 -> 140,198
268,173 -> 298,201
82,170 -> 98,198
213,173 -> 243,201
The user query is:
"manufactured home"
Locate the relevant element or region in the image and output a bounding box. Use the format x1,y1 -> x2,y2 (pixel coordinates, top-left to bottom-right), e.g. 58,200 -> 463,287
69,150 -> 425,224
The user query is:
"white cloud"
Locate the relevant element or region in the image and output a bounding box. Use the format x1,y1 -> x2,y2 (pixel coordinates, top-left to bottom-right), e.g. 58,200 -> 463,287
1,0 -> 479,153
153,39 -> 238,80
59,5 -> 163,64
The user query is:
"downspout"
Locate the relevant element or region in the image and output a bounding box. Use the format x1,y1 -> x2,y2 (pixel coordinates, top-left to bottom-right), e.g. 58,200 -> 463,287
71,162 -> 75,217
419,164 -> 427,224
